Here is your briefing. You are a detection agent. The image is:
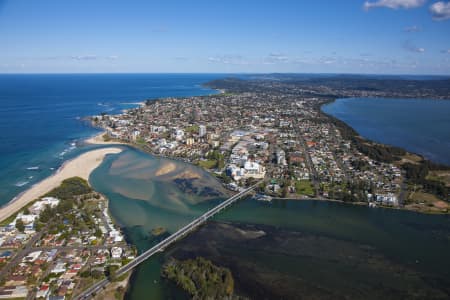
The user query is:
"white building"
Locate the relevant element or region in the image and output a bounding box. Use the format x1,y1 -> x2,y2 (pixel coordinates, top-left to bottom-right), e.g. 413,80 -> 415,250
23,251 -> 41,263
198,125 -> 207,137
109,230 -> 123,242
172,128 -> 185,141
243,161 -> 266,179
14,213 -> 38,225
276,149 -> 287,165
376,194 -> 398,206
226,161 -> 265,181
51,262 -> 66,274
110,247 -> 123,259
30,197 -> 60,215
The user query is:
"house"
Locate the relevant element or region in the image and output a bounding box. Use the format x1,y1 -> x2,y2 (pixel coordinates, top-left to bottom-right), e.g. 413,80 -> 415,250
0,285 -> 28,299
23,251 -> 41,263
5,275 -> 27,286
36,284 -> 50,299
109,230 -> 123,242
51,262 -> 66,274
289,152 -> 304,164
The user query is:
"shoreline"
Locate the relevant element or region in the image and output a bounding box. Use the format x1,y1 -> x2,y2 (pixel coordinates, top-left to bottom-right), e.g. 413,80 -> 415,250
89,93 -> 449,215
88,129 -> 450,215
0,147 -> 123,223
319,97 -> 450,167
86,129 -> 450,215
84,131 -> 128,145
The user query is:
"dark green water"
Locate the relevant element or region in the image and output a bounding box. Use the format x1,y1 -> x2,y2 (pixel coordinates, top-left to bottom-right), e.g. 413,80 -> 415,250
90,147 -> 450,299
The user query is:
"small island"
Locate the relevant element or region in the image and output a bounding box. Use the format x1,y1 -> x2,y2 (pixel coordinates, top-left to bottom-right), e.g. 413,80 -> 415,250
162,257 -> 241,299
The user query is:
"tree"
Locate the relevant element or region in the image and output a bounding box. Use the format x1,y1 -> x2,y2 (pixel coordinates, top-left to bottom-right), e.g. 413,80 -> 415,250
95,229 -> 103,238
105,265 -> 119,280
15,218 -> 25,232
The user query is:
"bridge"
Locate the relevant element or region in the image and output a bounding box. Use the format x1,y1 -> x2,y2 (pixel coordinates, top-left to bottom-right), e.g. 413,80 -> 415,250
75,181 -> 262,300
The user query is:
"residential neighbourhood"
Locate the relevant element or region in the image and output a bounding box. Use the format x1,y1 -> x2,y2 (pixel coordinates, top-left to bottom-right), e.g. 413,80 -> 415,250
0,179 -> 135,299
92,91 -> 403,206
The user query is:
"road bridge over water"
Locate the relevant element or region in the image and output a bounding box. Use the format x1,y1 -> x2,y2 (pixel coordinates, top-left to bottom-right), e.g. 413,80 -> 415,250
75,181 -> 262,300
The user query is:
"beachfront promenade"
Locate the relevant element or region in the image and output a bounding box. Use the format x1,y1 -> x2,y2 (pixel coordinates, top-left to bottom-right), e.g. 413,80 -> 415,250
74,181 -> 262,300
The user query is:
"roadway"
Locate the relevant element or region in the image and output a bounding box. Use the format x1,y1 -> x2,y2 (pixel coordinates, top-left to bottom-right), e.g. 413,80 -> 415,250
74,181 -> 261,300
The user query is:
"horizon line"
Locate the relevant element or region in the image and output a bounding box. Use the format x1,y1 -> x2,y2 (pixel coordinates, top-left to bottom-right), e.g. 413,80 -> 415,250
1,72 -> 450,77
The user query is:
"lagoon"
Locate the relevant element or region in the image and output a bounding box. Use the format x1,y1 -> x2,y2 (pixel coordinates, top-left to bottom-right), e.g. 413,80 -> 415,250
322,98 -> 450,165
90,147 -> 450,299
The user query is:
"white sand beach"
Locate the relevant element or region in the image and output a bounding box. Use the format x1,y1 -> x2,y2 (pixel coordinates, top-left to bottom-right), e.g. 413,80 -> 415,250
84,131 -> 127,145
0,147 -> 123,222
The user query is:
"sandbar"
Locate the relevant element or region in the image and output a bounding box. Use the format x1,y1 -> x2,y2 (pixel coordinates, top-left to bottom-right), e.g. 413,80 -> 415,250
155,162 -> 177,176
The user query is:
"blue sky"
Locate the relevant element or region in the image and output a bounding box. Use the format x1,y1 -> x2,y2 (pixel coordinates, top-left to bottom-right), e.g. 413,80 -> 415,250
1,0 -> 449,74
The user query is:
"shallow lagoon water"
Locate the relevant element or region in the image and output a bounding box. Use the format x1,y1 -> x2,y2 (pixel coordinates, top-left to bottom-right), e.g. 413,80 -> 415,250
89,147 -> 227,299
90,147 -> 450,299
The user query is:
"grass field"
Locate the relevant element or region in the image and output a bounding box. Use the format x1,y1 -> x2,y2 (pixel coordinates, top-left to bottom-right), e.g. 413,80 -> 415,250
427,170 -> 450,187
295,180 -> 315,196
198,159 -> 217,169
406,191 -> 449,213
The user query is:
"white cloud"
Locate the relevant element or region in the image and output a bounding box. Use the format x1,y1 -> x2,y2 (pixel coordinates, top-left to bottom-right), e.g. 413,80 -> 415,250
403,40 -> 425,53
71,55 -> 97,60
404,25 -> 421,32
263,53 -> 289,64
430,1 -> 450,20
207,55 -> 249,65
49,55 -> 119,61
364,0 -> 426,10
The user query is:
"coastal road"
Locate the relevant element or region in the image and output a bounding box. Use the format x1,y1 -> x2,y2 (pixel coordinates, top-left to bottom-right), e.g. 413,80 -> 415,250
74,181 -> 262,300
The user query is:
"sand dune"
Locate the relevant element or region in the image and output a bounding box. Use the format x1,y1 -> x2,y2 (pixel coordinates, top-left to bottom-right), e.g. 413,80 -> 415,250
0,147 -> 123,222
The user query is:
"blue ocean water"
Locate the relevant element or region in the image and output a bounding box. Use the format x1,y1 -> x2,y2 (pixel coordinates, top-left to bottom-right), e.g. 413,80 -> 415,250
322,97 -> 450,165
0,74 -> 222,206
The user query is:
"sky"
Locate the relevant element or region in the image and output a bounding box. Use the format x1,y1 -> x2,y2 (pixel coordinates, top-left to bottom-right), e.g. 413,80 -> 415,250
0,0 -> 449,74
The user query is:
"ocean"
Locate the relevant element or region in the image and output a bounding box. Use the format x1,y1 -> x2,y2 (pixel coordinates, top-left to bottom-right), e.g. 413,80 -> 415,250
322,97 -> 450,166
0,73 -> 222,207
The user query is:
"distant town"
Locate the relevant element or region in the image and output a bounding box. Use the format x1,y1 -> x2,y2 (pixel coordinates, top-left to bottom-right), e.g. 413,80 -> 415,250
91,77 -> 449,213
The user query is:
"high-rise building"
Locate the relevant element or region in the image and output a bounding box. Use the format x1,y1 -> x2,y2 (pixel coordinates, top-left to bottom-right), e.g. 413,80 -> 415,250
199,125 -> 206,137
